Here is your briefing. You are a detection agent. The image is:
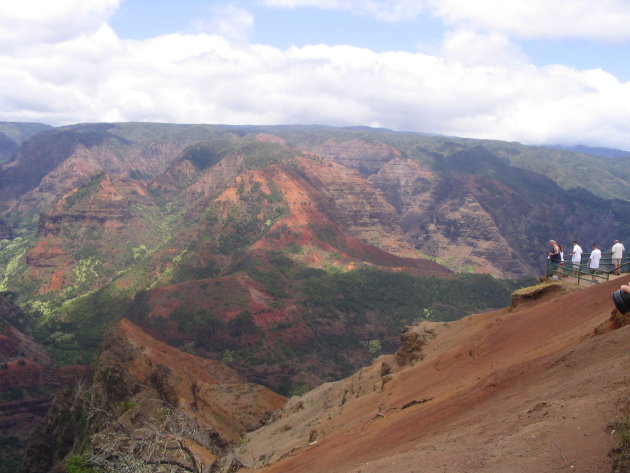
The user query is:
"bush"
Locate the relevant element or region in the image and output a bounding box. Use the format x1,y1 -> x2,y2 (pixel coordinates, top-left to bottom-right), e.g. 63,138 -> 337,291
65,453 -> 98,473
226,311 -> 259,337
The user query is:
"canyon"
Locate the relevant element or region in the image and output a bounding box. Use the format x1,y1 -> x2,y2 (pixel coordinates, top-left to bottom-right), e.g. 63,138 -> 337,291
1,122 -> 630,471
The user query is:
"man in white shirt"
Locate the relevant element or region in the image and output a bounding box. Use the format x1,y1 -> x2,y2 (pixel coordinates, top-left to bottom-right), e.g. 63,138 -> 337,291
570,240 -> 583,276
588,243 -> 602,282
611,240 -> 625,275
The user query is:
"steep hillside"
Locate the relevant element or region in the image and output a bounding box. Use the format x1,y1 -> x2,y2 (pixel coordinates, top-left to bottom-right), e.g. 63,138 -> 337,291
219,275 -> 630,473
0,293 -> 87,473
0,122 -> 51,164
268,125 -> 630,201
0,122 -> 226,212
22,318 -> 286,473
2,123 -> 629,282
281,132 -> 630,276
22,149 -> 518,391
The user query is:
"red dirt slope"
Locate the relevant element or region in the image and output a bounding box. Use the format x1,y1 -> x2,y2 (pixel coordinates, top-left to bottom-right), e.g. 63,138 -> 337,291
228,276 -> 630,473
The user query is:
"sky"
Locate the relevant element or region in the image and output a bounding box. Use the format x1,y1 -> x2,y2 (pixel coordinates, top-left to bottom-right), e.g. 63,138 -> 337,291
1,1 -> 630,150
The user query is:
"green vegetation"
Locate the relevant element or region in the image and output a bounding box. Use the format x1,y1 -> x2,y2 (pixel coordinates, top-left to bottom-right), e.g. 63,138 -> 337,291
183,140 -> 235,170
361,339 -> 382,360
218,207 -> 265,255
65,453 -> 99,473
289,381 -> 313,397
170,305 -> 225,346
239,141 -> 298,169
118,400 -> 137,414
0,235 -> 33,292
221,349 -> 237,364
0,435 -> 22,473
32,285 -> 133,364
63,172 -> 105,209
226,310 -> 259,337
619,417 -> 630,451
182,137 -> 298,172
241,256 -> 290,299
298,267 -> 524,326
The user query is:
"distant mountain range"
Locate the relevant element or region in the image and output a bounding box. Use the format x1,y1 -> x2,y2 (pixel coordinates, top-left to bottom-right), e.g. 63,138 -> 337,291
0,122 -> 52,164
550,143 -> 630,159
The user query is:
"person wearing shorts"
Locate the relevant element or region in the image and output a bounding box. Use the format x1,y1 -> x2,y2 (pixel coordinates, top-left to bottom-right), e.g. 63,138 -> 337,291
611,240 -> 625,275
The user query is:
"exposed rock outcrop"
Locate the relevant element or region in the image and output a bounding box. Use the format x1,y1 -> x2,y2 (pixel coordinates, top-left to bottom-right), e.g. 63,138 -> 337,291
394,324 -> 436,367
298,157 -> 419,259
299,138 -> 401,176
85,319 -> 286,471
510,282 -> 563,311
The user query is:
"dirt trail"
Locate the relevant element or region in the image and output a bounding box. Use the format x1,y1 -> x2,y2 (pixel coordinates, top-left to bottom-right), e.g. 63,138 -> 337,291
245,276 -> 630,473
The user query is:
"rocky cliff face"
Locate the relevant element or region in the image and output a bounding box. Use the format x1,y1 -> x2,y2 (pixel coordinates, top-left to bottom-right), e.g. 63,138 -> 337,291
5,124 -> 630,282
300,138 -> 402,176
0,294 -> 88,473
22,319 -> 285,473
0,123 -> 222,213
297,157 -> 418,259
288,136 -> 630,278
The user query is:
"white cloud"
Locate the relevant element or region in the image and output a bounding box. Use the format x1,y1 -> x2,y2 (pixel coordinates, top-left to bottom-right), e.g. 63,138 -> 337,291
263,0 -> 630,41
0,0 -> 120,48
0,0 -> 629,149
441,30 -> 527,66
192,4 -> 254,44
429,0 -> 630,41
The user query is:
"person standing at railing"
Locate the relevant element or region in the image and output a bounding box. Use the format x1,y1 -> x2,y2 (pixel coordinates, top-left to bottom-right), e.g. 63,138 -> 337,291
570,240 -> 583,276
548,240 -> 561,279
588,242 -> 602,283
611,239 -> 625,275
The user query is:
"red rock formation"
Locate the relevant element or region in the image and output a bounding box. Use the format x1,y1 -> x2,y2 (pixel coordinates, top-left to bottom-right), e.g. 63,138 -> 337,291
25,240 -> 69,268
300,138 -> 401,176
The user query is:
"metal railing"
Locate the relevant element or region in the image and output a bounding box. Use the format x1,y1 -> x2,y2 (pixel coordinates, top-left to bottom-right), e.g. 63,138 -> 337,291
546,252 -> 629,286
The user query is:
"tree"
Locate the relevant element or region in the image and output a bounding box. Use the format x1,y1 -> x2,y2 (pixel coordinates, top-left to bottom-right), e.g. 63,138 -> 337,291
67,384 -> 209,473
87,407 -> 205,473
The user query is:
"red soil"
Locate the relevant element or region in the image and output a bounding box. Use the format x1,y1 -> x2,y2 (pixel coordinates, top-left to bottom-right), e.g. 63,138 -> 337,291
250,276 -> 630,473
